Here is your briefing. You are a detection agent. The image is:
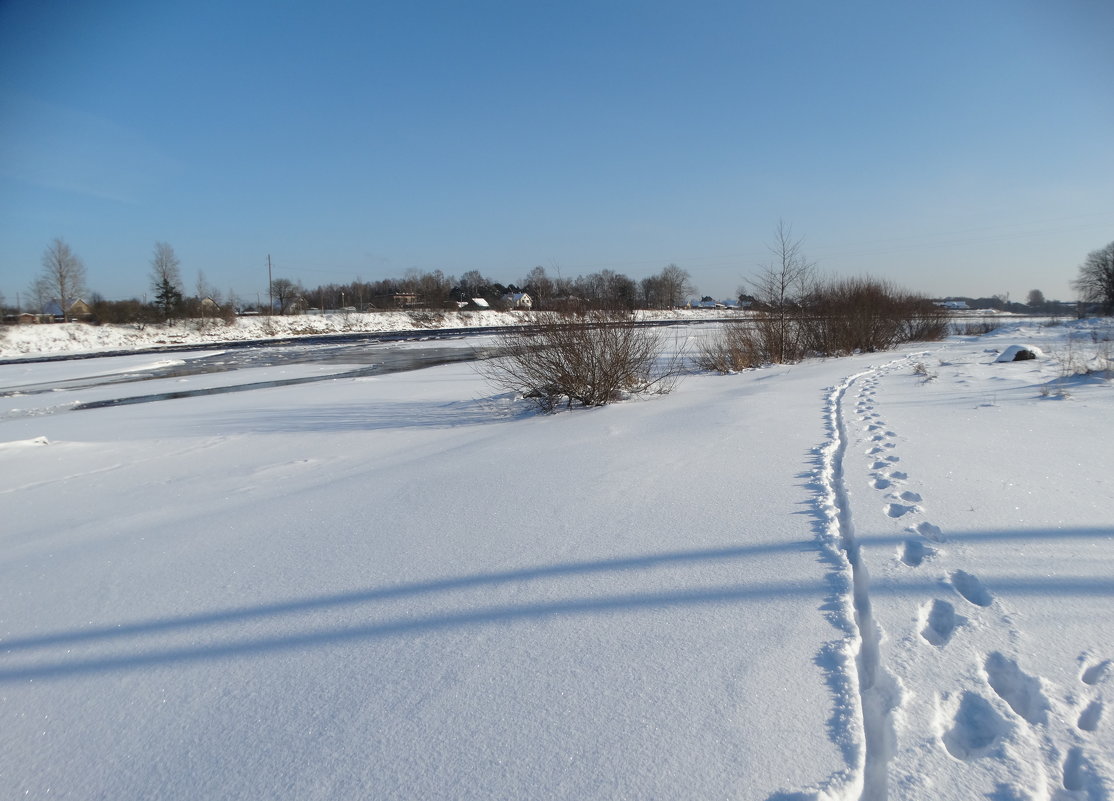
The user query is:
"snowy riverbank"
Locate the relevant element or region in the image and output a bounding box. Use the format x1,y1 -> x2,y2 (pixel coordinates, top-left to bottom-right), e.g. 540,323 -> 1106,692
2,318 -> 1111,799
0,308 -> 736,360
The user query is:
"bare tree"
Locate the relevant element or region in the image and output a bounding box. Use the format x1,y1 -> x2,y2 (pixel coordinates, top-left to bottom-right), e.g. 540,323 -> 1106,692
270,278 -> 301,314
658,264 -> 694,308
195,269 -> 220,304
752,221 -> 816,308
38,238 -> 87,321
1072,241 -> 1114,315
640,275 -> 664,309
747,221 -> 817,362
413,269 -> 454,308
150,242 -> 183,322
1026,289 -> 1045,308
523,266 -> 555,310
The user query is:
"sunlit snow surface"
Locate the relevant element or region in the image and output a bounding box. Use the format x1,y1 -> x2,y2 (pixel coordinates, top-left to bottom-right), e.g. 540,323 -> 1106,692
1,320 -> 1111,800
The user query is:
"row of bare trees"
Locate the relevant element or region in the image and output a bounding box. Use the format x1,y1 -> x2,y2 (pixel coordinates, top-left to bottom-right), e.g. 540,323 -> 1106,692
287,263 -> 696,313
13,238 -> 699,323
15,239 -> 234,325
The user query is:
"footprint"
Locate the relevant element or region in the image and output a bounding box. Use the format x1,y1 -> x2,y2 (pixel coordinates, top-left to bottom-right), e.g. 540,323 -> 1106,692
943,692 -> 1007,760
899,490 -> 923,503
886,503 -> 917,518
921,599 -> 959,646
871,461 -> 890,470
885,455 -> 900,463
889,470 -> 908,480
1082,659 -> 1110,685
984,652 -> 1048,725
1078,700 -> 1103,732
951,570 -> 992,607
1063,747 -> 1088,793
902,539 -> 936,567
914,521 -> 944,542
872,477 -> 892,490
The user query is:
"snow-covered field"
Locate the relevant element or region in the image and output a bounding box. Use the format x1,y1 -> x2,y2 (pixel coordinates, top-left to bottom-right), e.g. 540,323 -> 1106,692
0,308 -> 734,360
1,319 -> 1111,800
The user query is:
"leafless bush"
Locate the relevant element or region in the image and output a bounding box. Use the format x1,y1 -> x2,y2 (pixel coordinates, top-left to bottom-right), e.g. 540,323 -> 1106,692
799,278 -> 948,355
476,311 -> 683,411
912,361 -> 938,383
700,278 -> 948,370
695,319 -> 766,372
899,302 -> 950,343
957,319 -> 999,336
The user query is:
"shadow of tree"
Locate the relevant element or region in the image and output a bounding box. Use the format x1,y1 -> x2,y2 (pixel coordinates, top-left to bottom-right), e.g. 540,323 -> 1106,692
2,528 -> 1111,683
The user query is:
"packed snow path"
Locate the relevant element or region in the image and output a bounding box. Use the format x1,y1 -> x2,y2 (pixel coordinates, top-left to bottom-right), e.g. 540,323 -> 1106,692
1,320 -> 1112,799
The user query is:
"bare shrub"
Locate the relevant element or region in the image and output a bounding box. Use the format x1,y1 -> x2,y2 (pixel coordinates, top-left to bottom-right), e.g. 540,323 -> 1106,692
912,361 -> 938,383
800,278 -> 948,355
899,301 -> 950,343
476,311 -> 683,411
695,320 -> 765,372
957,319 -> 999,336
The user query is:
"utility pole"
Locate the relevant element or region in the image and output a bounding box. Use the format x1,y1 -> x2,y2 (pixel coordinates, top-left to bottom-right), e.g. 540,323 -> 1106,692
267,254 -> 273,316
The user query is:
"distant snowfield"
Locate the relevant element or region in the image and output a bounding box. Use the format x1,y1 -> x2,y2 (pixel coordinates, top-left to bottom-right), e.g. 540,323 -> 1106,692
0,308 -> 729,360
1,319 -> 1111,800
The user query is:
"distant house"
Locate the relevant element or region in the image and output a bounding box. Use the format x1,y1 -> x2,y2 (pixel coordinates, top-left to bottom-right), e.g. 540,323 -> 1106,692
500,292 -> 532,310
199,297 -> 221,314
41,298 -> 93,321
372,292 -> 420,309
470,297 -> 491,309
936,300 -> 969,310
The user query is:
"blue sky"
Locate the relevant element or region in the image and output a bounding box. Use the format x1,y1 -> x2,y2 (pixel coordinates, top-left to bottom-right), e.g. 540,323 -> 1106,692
1,0 -> 1112,307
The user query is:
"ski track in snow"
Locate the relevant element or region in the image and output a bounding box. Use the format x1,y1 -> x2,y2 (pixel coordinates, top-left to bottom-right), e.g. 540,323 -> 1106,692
848,354 -> 1111,800
786,363 -> 906,801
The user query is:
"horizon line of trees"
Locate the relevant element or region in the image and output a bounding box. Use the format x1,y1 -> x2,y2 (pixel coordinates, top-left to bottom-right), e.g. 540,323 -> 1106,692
6,239 -> 702,322
270,262 -> 697,315
6,235 -> 1113,325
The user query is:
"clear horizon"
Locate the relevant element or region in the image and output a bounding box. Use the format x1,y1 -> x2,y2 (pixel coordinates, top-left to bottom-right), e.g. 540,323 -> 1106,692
2,0 -> 1112,306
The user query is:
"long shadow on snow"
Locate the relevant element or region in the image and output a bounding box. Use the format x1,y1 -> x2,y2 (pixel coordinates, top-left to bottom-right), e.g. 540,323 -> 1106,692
2,528 -> 1112,683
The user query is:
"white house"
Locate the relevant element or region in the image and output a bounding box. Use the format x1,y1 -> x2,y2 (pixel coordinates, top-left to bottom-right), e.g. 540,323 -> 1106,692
500,292 -> 533,310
